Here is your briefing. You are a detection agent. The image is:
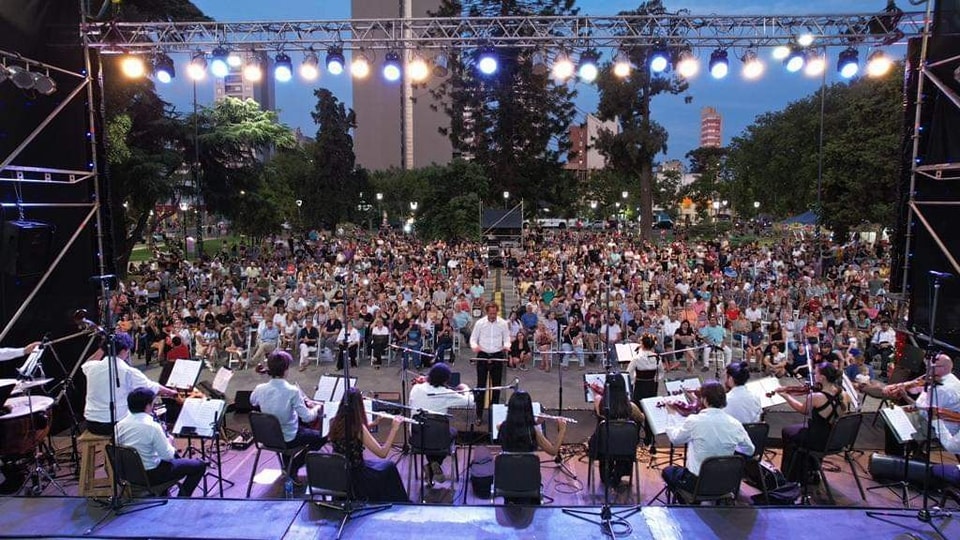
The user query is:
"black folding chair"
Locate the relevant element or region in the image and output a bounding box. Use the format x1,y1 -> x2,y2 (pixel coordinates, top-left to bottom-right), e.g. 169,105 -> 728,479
246,411 -> 308,497
671,455 -> 746,505
493,452 -> 542,504
410,414 -> 459,502
587,419 -> 641,502
794,413 -> 866,505
742,422 -> 771,504
105,444 -> 179,501
305,451 -> 391,540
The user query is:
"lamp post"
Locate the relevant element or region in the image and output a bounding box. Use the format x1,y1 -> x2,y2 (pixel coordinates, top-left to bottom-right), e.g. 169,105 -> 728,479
179,201 -> 189,257
615,202 -> 621,230
712,200 -> 720,235
376,192 -> 383,229
503,190 -> 510,209
296,199 -> 303,229
621,191 -> 629,229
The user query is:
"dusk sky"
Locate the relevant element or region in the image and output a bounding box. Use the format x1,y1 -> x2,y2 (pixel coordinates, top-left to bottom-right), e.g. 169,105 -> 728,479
156,1 -> 909,165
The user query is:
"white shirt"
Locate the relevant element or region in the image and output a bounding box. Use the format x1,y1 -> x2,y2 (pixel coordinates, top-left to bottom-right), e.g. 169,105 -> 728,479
82,357 -> 161,423
0,347 -> 25,362
114,412 -> 174,470
666,407 -> 755,476
724,385 -> 762,425
915,377 -> 960,432
336,327 -> 361,347
744,308 -> 763,322
409,382 -> 473,415
250,378 -> 319,442
469,316 -> 511,354
599,323 -> 622,344
872,328 -> 896,345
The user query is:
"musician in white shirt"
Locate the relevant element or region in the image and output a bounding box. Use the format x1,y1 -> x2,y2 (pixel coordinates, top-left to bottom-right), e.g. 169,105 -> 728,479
408,363 -> 473,484
114,387 -> 207,497
469,302 -> 511,419
723,362 -> 762,424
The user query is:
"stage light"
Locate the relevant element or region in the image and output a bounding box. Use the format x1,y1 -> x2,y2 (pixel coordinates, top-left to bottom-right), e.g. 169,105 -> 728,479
227,51 -> 243,68
33,72 -> 56,95
244,54 -> 264,82
552,51 -> 575,80
351,52 -> 371,79
837,48 -> 859,79
326,46 -> 345,75
153,53 -> 175,83
300,49 -> 319,80
709,49 -> 729,79
650,45 -> 669,73
408,54 -> 430,82
797,33 -> 815,47
187,51 -> 207,80
741,50 -> 764,79
274,53 -> 292,82
531,50 -> 548,76
210,46 -> 230,78
433,52 -> 449,77
120,55 -> 146,78
867,50 -> 892,77
784,47 -> 805,73
383,51 -> 401,82
578,50 -> 600,82
0,64 -> 8,85
771,45 -> 790,60
613,50 -> 631,78
477,48 -> 498,75
804,51 -> 826,77
676,49 -> 699,79
8,66 -> 34,89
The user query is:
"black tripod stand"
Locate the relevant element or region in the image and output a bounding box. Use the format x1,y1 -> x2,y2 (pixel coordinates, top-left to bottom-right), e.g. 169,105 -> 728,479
865,270 -> 952,537
540,341 -> 578,483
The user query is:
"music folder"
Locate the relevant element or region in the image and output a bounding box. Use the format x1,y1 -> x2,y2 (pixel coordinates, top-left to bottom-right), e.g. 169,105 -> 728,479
166,359 -> 203,390
880,405 -> 919,445
639,396 -> 685,436
173,398 -> 226,438
489,402 -> 543,441
314,374 -> 358,403
583,372 -> 631,403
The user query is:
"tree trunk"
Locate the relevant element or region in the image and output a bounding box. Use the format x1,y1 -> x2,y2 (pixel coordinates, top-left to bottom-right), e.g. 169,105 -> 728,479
115,212 -> 151,279
639,161 -> 653,242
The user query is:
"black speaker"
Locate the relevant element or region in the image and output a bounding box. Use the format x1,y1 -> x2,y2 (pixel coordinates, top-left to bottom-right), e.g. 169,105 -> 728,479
868,452 -> 930,484
233,390 -> 253,413
1,220 -> 54,278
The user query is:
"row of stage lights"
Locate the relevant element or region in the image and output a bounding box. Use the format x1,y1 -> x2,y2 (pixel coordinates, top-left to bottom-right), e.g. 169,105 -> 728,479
0,61 -> 57,94
120,39 -> 894,85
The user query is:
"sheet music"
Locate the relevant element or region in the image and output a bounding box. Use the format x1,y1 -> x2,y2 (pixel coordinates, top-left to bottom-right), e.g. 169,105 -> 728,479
166,359 -> 203,390
640,396 -> 685,435
320,399 -> 374,437
313,374 -> 357,403
615,343 -> 640,363
881,406 -> 918,444
745,377 -> 787,409
841,373 -> 860,412
173,398 -> 225,438
490,402 -> 542,441
583,373 -> 631,403
212,367 -> 233,395
16,347 -> 44,378
664,378 -> 702,396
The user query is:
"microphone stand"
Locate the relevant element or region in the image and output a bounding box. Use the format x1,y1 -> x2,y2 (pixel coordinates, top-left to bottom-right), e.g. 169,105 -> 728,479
866,271 -> 950,537
389,344 -> 434,453
541,337 -> 577,482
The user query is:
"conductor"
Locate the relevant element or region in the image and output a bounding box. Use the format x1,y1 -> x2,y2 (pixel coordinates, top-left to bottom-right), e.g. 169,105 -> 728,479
469,302 -> 511,419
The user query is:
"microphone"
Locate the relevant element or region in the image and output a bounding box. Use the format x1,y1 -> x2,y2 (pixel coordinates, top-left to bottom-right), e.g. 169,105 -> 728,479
511,377 -> 521,390
929,270 -> 955,280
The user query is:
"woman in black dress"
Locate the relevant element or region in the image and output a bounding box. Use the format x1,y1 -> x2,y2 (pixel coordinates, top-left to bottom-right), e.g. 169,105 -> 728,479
498,391 -> 567,505
328,388 -> 409,502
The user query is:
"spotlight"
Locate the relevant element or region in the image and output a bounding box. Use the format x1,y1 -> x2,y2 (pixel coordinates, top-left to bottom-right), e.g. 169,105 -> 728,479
300,49 -> 320,80
383,51 -> 401,82
531,50 -> 548,76
866,50 -> 892,77
578,50 -> 600,82
187,51 -> 207,80
552,51 -> 575,80
433,52 -> 449,77
613,50 -> 631,78
804,51 -> 826,77
837,48 -> 859,79
326,46 -> 345,75
210,46 -> 230,77
120,55 -> 146,78
676,49 -> 699,79
784,47 -> 805,73
244,54 -> 264,82
709,49 -> 729,79
741,50 -> 764,79
9,66 -> 34,89
407,54 -> 430,82
32,72 -> 56,95
153,53 -> 175,83
477,48 -> 498,75
771,45 -> 791,60
351,52 -> 371,79
274,53 -> 293,82
797,33 -> 815,47
227,51 -> 243,68
650,45 -> 670,73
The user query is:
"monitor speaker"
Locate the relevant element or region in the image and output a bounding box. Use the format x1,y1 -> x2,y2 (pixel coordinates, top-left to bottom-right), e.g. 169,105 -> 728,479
2,220 -> 54,278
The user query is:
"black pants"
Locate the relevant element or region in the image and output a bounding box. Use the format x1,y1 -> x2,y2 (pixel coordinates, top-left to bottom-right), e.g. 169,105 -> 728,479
85,420 -> 114,437
147,458 -> 207,497
336,345 -> 358,370
475,351 -> 505,419
662,465 -> 698,495
285,427 -> 327,475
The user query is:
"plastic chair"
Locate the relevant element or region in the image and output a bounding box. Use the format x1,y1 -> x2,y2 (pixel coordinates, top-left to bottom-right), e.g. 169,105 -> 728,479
306,451 -> 350,501
246,412 -> 308,497
105,444 -> 180,499
410,414 -> 459,503
493,452 -> 542,504
792,413 -> 866,505
587,419 -> 641,502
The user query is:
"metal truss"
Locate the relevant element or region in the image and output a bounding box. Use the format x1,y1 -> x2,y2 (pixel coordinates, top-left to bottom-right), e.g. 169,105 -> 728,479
81,11 -> 925,53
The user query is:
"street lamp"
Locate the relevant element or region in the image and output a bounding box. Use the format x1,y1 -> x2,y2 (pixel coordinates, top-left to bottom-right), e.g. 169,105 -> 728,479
179,201 -> 189,257
296,199 -> 303,228
503,190 -> 510,209
410,201 -> 418,212
376,192 -> 383,229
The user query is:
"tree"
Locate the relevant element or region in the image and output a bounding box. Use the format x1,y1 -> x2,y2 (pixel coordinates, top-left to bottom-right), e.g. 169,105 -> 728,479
431,1 -> 578,211
726,65 -> 903,236
593,0 -> 689,240
683,146 -> 729,209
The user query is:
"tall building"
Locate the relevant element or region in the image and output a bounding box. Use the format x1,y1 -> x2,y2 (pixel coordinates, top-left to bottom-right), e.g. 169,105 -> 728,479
699,106 -> 722,148
351,0 -> 452,171
564,113 -> 620,180
214,52 -> 276,112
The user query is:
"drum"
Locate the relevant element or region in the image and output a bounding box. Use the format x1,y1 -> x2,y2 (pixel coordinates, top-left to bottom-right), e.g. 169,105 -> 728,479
0,396 -> 54,456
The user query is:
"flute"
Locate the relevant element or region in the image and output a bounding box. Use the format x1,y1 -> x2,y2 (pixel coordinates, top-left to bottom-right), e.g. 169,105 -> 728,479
536,413 -> 578,424
369,410 -> 420,424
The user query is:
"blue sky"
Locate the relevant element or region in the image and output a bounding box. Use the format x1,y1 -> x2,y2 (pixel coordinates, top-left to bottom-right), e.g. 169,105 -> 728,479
157,0 -> 907,165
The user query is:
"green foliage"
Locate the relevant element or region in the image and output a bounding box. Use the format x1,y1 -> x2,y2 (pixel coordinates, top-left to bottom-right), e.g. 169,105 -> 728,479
431,1 -> 578,210
726,65 -> 903,237
683,146 -> 729,208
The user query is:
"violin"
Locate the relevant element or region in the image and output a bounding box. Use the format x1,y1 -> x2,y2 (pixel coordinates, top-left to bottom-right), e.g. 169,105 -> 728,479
933,407 -> 960,423
656,400 -> 701,417
766,382 -> 822,398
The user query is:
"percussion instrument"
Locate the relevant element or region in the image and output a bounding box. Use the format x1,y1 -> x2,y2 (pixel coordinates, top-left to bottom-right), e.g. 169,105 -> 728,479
0,396 -> 54,456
